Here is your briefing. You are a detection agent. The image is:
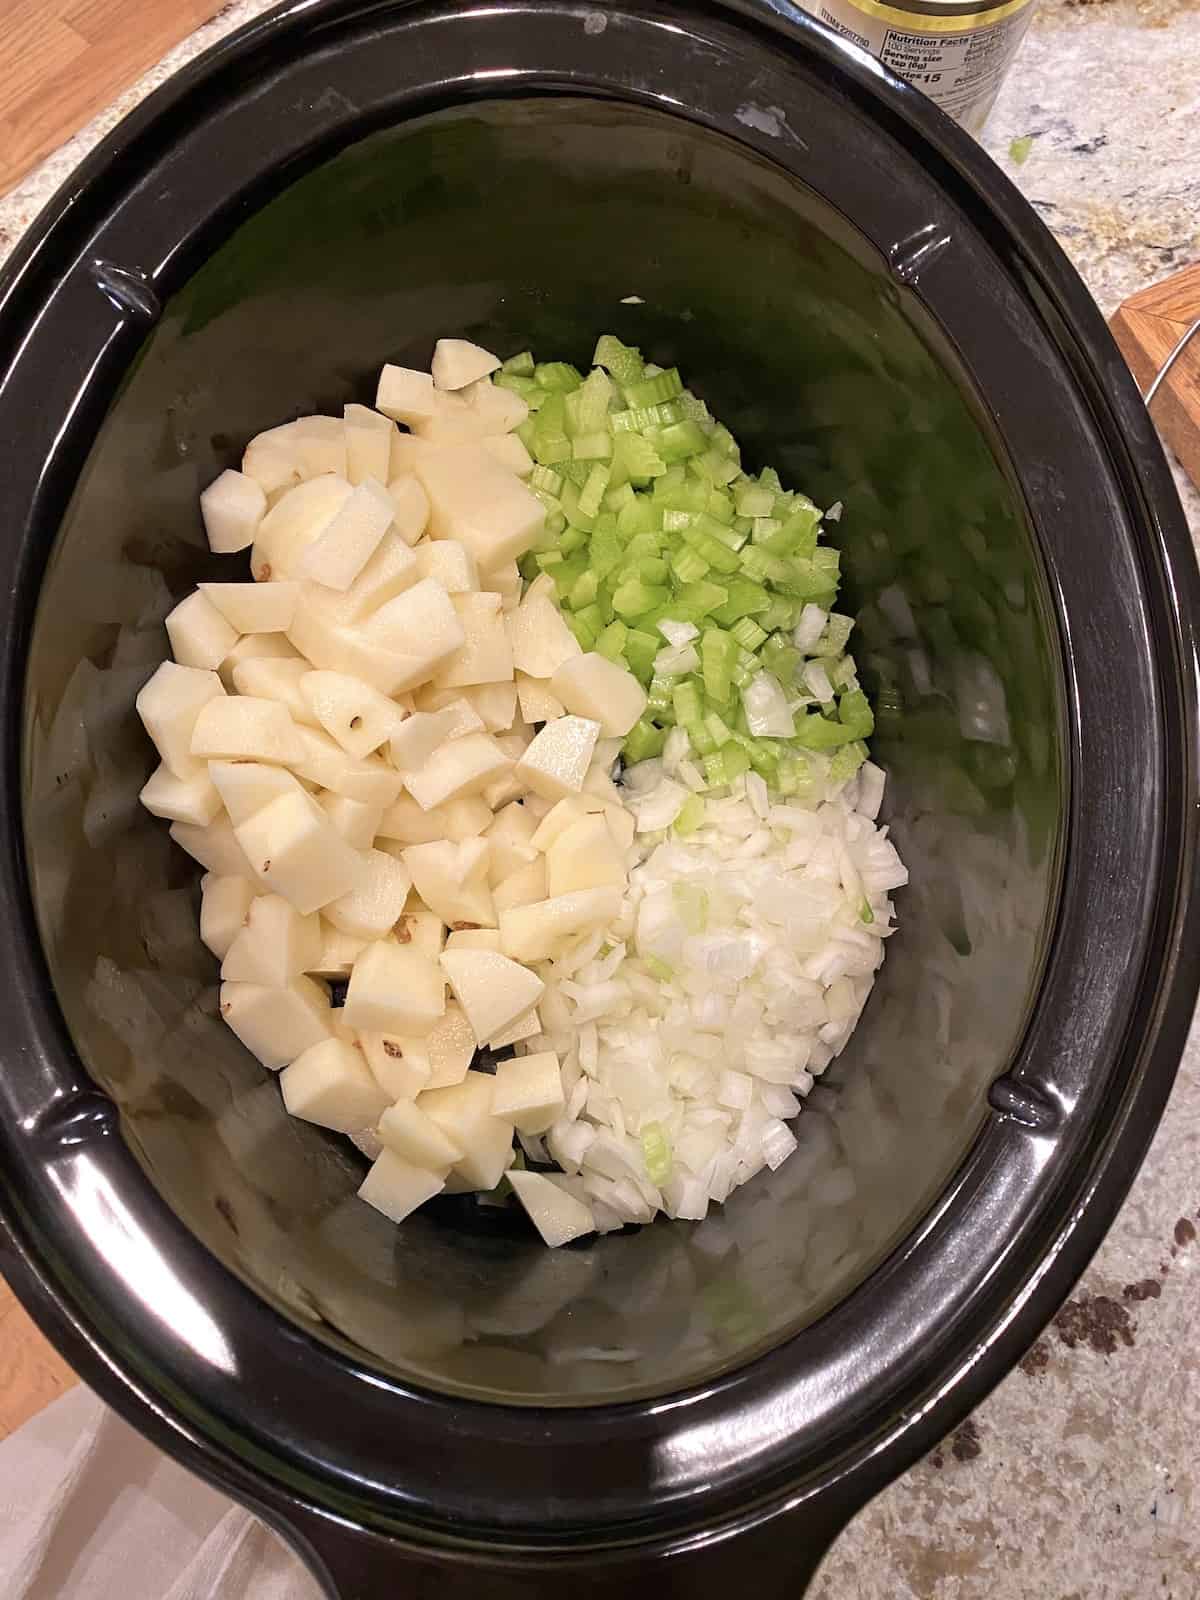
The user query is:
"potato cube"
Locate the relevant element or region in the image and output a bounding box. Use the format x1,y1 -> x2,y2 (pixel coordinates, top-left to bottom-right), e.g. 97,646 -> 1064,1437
281,1037 -> 391,1133
395,909 -> 446,957
375,365 -> 439,426
361,576 -> 465,682
432,339 -> 501,391
529,796 -> 589,852
324,848 -> 412,939
255,415 -> 347,479
550,652 -> 647,738
388,475 -> 430,545
358,1150 -> 446,1223
251,474 -> 353,582
414,540 -> 479,594
492,1051 -> 564,1134
290,726 -> 403,807
200,873 -> 256,960
299,670 -> 403,759
318,792 -> 384,850
190,696 -> 304,765
200,468 -> 267,554
310,921 -> 367,979
170,814 -> 258,880
377,1099 -> 464,1170
235,791 -> 364,913
419,1071 -> 515,1190
139,762 -> 221,827
230,658 -> 315,727
515,672 -> 564,724
497,888 -> 623,963
438,948 -> 545,1044
402,838 -> 495,928
344,403 -> 395,486
376,793 -> 491,845
221,893 -> 322,986
242,438 -> 299,497
444,929 -> 502,952
166,591 -> 240,672
434,592 -> 513,688
404,732 -> 511,812
415,445 -> 545,568
200,581 -> 298,635
546,814 -> 626,896
507,580 -> 581,679
493,857 -> 548,910
221,635 -> 305,695
359,1032 -> 431,1101
507,1170 -> 594,1247
480,433 -> 534,477
514,716 -> 599,801
486,801 -> 538,879
464,680 -> 518,734
301,477 -> 395,591
219,975 -> 334,1070
389,702 -> 482,772
209,759 -> 306,825
342,941 -> 445,1035
487,1007 -> 541,1050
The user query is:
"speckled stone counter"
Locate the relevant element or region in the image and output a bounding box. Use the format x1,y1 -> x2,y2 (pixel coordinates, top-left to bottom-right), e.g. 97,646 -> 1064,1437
1,3 -> 1197,1596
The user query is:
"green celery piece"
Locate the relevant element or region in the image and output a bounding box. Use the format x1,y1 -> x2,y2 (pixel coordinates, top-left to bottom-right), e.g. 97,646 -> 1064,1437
829,741 -> 868,783
596,620 -> 628,661
574,601 -> 604,635
624,629 -> 660,682
568,570 -> 600,611
652,463 -> 687,499
648,675 -> 676,714
578,463 -> 611,519
589,523 -> 625,581
605,481 -> 636,515
613,577 -> 669,619
730,616 -> 767,651
676,390 -> 712,424
760,466 -> 783,495
670,545 -> 710,584
672,679 -> 703,728
674,795 -> 706,835
675,579 -> 729,616
535,361 -> 583,392
559,460 -> 593,488
624,531 -> 663,562
693,447 -> 741,487
736,483 -> 776,518
680,522 -> 740,573
617,496 -> 656,539
701,628 -> 736,702
515,417 -> 538,452
689,719 -> 718,755
569,366 -> 614,434
623,718 -> 666,764
812,612 -> 855,656
693,512 -> 747,552
558,524 -> 588,556
709,423 -> 739,459
502,350 -> 535,376
651,419 -> 709,463
637,557 -> 670,585
592,334 -> 645,387
559,482 -> 594,533
711,577 -> 771,624
529,464 -> 564,497
613,431 -> 667,483
657,479 -> 710,515
624,366 -> 683,408
495,372 -> 538,401
533,391 -> 572,466
572,430 -> 613,461
837,688 -> 874,738
611,400 -> 685,434
535,549 -> 564,569
793,712 -> 860,750
706,488 -> 735,524
552,554 -> 589,597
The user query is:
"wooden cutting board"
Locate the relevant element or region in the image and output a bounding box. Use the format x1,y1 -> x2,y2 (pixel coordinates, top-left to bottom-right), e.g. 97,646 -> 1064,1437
1109,261 -> 1200,491
0,1278 -> 76,1440
0,0 -> 226,196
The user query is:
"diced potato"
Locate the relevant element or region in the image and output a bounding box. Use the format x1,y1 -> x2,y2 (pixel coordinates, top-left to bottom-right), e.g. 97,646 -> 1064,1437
515,672 -> 564,724
139,763 -> 222,827
344,403 -> 395,486
395,908 -> 446,957
170,814 -> 258,880
431,338 -> 501,391
402,837 -> 495,927
290,726 -> 404,806
362,576 -> 466,684
414,540 -> 478,595
604,804 -> 636,853
360,1031 -> 431,1101
219,975 -> 334,1071
492,1051 -> 564,1135
507,578 -> 581,679
375,365 -> 439,426
431,592 -> 513,689
385,1001 -> 476,1091
389,703 -> 482,772
165,591 -> 239,672
514,716 -> 600,801
444,928 -> 502,952
415,446 -> 545,569
497,888 -> 623,963
438,948 -> 545,1044
486,801 -> 539,880
342,940 -> 445,1035
388,475 -> 430,545
223,639 -> 308,699
529,796 -> 589,852
253,416 -> 347,479
222,893 -> 321,986
299,670 -> 404,760
235,791 -> 364,913
208,760 -> 302,825
358,1149 -> 446,1223
480,432 -> 534,477
200,873 -> 256,960
546,814 -> 626,896
219,632 -> 302,692
581,764 -> 622,806
324,848 -> 412,939
487,1007 -> 540,1049
297,533 -> 421,628
482,561 -> 524,614
507,1170 -> 594,1247
405,732 -> 511,812
200,581 -> 298,635
493,857 -> 548,910
200,469 -> 267,553
419,1072 -> 515,1190
376,792 -> 491,845
309,921 -> 367,979
301,477 -> 395,592
377,1099 -> 464,1170
288,602 -> 424,697
251,474 -> 353,582
190,695 -> 304,765
317,792 -> 384,850
242,438 -> 299,497
281,1037 -> 391,1133
464,680 -> 519,734
550,652 -> 648,738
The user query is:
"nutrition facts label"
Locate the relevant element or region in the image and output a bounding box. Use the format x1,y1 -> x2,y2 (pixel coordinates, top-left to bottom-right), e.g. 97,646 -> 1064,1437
815,0 -> 1036,132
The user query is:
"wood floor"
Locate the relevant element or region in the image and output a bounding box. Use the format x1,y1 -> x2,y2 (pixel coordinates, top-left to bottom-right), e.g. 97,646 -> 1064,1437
0,0 -> 226,195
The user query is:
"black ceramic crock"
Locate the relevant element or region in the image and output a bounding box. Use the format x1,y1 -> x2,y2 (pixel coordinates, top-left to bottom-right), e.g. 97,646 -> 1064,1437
1,1 -> 1197,1594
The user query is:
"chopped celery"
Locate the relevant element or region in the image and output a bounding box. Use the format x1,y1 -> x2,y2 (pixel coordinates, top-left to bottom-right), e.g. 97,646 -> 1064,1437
701,629 -> 736,703
731,616 -> 767,651
624,629 -> 660,682
624,367 -> 683,408
837,688 -> 874,738
643,954 -> 675,982
611,400 -> 685,433
673,580 -> 728,617
624,718 -> 666,763
612,577 -> 669,619
613,431 -> 667,483
535,361 -> 583,392
502,350 -> 535,375
592,333 -> 645,387
596,620 -> 628,661
530,464 -> 564,497
674,794 -> 706,835
670,545 -> 711,584
651,420 -> 709,463
572,430 -> 613,461
641,1122 -> 673,1186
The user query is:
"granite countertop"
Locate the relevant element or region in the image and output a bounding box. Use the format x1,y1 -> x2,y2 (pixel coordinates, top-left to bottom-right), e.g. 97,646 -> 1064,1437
1,2 -> 1198,1595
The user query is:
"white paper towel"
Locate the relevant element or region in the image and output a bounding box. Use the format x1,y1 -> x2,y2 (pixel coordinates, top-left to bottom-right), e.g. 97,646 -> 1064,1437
0,1386 -> 324,1600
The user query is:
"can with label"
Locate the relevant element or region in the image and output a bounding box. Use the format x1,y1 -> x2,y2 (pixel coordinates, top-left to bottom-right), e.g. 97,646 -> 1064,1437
807,0 -> 1037,134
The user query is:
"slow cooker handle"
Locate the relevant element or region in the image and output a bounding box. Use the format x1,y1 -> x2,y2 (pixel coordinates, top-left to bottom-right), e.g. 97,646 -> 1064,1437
283,1502 -> 848,1598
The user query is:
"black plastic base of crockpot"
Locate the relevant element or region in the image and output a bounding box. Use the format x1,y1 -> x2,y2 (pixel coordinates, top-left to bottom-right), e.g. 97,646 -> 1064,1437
1,3 -> 1197,1596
